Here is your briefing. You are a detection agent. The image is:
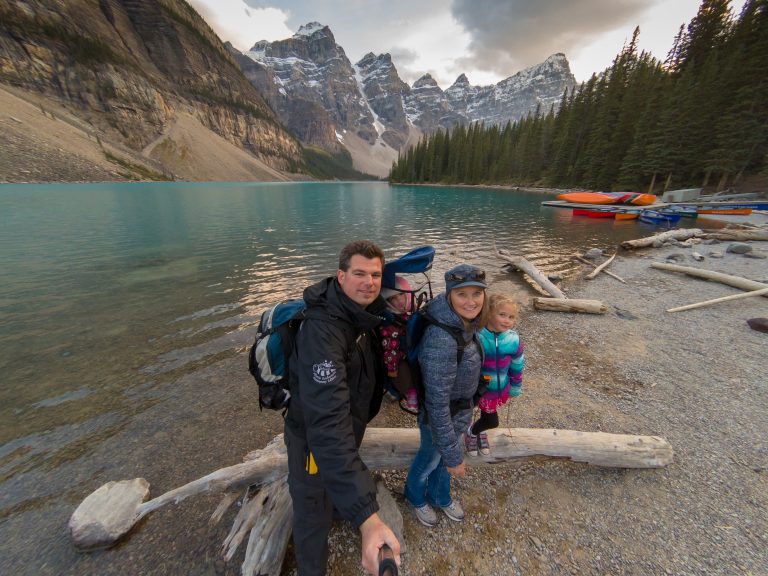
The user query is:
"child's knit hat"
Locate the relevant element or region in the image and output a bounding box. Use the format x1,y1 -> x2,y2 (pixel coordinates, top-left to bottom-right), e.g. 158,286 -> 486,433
381,276 -> 413,309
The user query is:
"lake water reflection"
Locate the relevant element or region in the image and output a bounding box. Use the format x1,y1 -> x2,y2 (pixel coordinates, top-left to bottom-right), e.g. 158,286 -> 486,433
0,181 -> 661,572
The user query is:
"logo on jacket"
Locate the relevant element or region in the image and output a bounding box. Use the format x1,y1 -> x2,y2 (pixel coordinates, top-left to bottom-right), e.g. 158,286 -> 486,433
312,360 -> 337,384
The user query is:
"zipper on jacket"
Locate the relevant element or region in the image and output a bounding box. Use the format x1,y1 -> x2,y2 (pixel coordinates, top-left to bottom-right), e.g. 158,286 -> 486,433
495,333 -> 501,387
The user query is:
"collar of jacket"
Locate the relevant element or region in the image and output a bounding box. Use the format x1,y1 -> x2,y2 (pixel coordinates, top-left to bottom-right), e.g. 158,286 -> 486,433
303,277 -> 385,331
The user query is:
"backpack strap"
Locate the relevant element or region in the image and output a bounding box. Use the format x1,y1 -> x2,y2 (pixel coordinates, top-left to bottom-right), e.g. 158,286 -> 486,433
301,307 -> 359,359
421,312 -> 469,364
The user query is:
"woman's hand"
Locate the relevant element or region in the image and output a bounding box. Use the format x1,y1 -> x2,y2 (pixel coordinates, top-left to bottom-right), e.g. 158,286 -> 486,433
446,462 -> 465,477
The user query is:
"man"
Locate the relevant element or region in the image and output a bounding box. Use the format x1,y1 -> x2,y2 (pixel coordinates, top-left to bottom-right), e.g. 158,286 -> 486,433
284,240 -> 401,576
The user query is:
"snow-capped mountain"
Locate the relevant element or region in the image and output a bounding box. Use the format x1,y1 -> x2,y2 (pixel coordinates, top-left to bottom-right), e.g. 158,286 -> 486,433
239,22 -> 576,176
243,23 -> 378,151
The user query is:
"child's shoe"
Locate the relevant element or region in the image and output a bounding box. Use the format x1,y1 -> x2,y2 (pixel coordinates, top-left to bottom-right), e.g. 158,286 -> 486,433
478,431 -> 491,455
464,431 -> 478,456
405,388 -> 419,412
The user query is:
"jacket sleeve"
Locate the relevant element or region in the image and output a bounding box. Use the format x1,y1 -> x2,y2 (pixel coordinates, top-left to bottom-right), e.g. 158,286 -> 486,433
508,335 -> 524,397
293,319 -> 378,527
419,326 -> 464,468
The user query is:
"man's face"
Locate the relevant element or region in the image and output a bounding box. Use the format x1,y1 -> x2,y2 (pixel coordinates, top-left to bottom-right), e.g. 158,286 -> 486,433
337,255 -> 383,307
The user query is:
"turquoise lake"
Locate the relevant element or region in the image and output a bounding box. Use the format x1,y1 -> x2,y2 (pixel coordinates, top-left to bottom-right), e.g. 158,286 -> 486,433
0,181 -> 668,574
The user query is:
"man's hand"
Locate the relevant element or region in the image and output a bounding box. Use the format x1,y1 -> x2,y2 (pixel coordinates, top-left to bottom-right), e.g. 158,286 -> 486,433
359,513 -> 401,575
447,461 -> 466,477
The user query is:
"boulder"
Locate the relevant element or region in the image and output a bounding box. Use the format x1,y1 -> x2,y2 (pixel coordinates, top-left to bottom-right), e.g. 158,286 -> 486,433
726,242 -> 753,254
746,318 -> 768,333
69,478 -> 150,551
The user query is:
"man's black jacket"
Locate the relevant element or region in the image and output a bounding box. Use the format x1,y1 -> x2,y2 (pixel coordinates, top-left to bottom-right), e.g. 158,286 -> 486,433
285,277 -> 386,527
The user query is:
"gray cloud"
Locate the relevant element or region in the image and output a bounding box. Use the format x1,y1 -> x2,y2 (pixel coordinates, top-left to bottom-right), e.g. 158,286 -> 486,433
451,0 -> 655,76
244,1 -> 446,60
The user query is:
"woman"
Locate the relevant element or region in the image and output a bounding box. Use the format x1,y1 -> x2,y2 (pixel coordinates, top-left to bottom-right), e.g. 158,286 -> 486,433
404,263 -> 487,527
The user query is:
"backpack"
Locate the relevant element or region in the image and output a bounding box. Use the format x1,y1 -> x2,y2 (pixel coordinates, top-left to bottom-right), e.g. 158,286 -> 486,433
247,299 -> 353,411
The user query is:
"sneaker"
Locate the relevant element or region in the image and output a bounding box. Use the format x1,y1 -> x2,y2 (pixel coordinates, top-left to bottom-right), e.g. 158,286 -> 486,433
405,389 -> 419,412
478,431 -> 491,455
464,431 -> 478,456
384,389 -> 399,402
441,500 -> 465,522
412,503 -> 438,527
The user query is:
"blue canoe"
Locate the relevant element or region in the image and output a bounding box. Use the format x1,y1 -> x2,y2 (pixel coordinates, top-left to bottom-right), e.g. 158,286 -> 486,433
638,210 -> 682,226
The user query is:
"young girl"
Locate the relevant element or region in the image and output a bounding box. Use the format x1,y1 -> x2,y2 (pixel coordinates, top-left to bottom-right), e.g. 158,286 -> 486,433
465,293 -> 524,456
404,264 -> 487,527
379,276 -> 418,411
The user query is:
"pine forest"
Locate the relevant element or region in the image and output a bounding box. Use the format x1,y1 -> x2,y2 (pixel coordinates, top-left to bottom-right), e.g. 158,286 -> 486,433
389,0 -> 768,193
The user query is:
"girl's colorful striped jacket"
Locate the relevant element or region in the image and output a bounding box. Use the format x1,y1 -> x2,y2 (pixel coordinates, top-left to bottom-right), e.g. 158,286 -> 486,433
478,327 -> 524,398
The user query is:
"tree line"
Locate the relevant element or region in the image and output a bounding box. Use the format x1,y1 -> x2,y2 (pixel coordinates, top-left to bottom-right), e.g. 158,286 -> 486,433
389,0 -> 768,192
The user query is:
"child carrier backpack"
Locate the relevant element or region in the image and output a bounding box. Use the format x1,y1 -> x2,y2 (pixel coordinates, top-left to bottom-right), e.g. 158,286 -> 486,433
381,246 -> 486,417
247,299 -> 353,411
381,246 -> 479,416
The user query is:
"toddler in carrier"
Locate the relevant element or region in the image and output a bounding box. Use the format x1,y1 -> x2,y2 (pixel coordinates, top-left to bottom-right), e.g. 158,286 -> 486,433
379,275 -> 419,413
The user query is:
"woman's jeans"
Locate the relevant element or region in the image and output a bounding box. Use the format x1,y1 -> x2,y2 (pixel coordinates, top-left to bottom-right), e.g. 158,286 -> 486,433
404,421 -> 452,508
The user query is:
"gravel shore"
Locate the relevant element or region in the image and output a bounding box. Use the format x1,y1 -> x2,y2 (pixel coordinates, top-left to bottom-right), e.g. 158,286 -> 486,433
318,238 -> 767,576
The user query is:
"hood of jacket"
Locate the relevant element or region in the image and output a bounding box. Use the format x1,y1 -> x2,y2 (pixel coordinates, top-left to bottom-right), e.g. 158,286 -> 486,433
303,277 -> 385,331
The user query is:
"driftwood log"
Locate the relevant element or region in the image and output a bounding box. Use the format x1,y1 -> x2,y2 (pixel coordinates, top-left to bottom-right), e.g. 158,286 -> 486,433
622,228 -> 768,250
70,428 -> 673,575
667,286 -> 768,313
533,298 -> 608,314
573,254 -> 627,283
586,253 -> 617,280
495,247 -> 566,298
651,262 -> 768,295
621,228 -> 703,249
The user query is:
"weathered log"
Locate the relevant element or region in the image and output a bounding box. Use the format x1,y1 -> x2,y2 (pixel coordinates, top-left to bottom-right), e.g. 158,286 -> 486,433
239,481 -> 291,576
622,227 -> 768,250
707,228 -> 768,241
667,286 -> 768,313
533,298 -> 608,314
651,262 -> 768,296
621,229 -> 704,249
495,247 -> 566,298
70,427 -> 673,552
586,253 -> 617,280
573,254 -> 627,283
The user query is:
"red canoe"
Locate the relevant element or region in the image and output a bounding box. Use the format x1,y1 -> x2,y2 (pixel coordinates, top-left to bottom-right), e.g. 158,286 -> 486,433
557,192 -> 618,205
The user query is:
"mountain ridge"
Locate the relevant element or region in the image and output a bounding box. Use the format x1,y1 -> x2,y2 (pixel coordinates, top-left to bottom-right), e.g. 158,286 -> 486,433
241,22 -> 577,177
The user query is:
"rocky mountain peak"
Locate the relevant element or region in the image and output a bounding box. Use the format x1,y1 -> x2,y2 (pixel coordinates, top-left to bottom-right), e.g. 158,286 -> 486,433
245,23 -> 378,151
294,22 -> 329,38
453,73 -> 471,86
413,74 -> 440,89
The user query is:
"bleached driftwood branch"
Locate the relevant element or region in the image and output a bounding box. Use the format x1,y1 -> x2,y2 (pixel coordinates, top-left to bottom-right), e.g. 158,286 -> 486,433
586,253 -> 617,280
622,228 -> 768,250
667,286 -> 768,313
650,262 -> 768,295
573,254 -> 627,283
495,245 -> 566,298
533,298 -> 608,314
70,428 -> 673,548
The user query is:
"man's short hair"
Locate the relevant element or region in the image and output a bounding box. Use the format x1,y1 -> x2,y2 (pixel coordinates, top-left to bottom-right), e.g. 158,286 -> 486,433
338,240 -> 385,271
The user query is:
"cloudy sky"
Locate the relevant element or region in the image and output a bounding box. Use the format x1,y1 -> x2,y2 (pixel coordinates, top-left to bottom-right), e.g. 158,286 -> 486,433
189,0 -> 747,88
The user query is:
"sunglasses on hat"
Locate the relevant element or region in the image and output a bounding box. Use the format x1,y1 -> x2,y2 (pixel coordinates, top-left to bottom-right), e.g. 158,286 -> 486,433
447,269 -> 486,283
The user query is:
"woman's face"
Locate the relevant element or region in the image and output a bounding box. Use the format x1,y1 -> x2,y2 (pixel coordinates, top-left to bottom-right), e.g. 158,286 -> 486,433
449,287 -> 485,323
487,303 -> 516,333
